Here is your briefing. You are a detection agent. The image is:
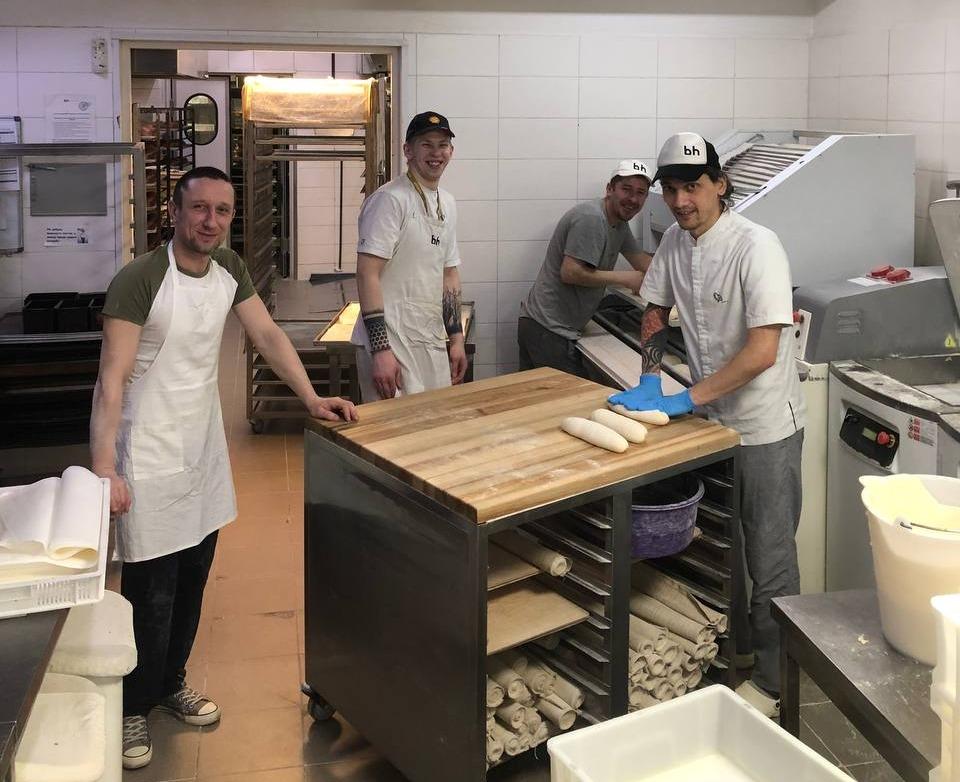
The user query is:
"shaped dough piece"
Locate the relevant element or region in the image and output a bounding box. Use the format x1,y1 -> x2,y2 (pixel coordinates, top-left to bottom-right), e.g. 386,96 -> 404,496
609,404 -> 670,426
590,409 -> 647,443
561,417 -> 628,453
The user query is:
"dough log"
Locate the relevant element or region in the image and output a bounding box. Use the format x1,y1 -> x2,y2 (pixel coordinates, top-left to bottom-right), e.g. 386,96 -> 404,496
590,408 -> 647,443
561,417 -> 628,453
609,404 -> 670,426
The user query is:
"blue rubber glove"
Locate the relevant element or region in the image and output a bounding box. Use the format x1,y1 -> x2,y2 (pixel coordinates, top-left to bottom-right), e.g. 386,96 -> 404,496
607,374 -> 664,410
658,389 -> 695,417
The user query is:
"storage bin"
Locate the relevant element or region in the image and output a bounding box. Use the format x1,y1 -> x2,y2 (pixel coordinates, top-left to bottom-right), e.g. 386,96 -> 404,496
547,685 -> 849,782
56,298 -> 91,333
860,475 -> 960,665
49,591 -> 137,782
22,292 -> 78,334
931,594 -> 960,781
630,474 -> 703,559
82,292 -> 106,331
14,672 -> 106,782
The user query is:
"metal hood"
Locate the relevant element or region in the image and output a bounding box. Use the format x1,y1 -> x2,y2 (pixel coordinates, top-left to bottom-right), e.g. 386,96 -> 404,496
131,49 -> 207,78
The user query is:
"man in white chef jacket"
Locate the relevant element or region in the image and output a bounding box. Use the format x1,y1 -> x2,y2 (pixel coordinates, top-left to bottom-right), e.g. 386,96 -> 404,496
352,111 -> 468,400
609,133 -> 805,718
90,166 -> 357,769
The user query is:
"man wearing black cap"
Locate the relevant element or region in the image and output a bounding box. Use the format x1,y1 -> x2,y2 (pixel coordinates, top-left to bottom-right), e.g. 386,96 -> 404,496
609,132 -> 805,718
352,111 -> 467,399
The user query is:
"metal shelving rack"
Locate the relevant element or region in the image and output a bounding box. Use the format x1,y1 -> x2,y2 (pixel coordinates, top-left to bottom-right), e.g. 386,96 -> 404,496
241,76 -> 390,432
134,106 -> 195,250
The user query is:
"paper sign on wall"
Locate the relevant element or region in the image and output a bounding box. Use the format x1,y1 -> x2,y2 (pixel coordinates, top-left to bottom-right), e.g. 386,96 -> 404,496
45,95 -> 96,143
44,224 -> 91,247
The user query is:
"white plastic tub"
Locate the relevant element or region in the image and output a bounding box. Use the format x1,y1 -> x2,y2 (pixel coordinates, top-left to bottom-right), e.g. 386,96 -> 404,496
547,685 -> 848,782
860,475 -> 960,665
932,594 -> 960,781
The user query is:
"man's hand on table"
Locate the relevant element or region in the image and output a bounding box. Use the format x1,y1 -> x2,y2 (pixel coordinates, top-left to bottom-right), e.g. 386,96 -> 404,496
307,395 -> 359,422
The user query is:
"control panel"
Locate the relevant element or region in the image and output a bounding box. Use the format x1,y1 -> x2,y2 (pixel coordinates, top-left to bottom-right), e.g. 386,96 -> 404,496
839,408 -> 899,468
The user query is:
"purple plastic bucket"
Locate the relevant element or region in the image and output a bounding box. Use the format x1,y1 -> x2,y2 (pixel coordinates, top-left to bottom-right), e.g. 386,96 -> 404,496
630,475 -> 704,559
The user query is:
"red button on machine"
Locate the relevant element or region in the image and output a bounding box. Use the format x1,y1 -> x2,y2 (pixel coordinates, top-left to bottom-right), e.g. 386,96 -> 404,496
876,431 -> 894,447
869,264 -> 894,278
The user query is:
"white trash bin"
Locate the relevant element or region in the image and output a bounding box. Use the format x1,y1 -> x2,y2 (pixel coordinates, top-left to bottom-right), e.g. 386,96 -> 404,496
15,672 -> 106,782
860,475 -> 960,665
48,590 -> 137,782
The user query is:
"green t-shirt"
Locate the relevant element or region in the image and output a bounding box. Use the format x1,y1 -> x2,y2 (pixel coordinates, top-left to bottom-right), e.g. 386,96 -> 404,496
102,243 -> 256,326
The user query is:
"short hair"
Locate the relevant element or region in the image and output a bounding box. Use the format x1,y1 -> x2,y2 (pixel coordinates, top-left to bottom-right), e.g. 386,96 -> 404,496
172,166 -> 232,207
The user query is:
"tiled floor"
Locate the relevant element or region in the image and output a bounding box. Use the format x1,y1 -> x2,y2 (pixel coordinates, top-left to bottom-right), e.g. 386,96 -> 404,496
123,316 -> 906,781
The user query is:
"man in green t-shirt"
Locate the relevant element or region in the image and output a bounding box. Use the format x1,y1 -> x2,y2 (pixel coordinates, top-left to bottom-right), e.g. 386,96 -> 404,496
90,166 -> 357,770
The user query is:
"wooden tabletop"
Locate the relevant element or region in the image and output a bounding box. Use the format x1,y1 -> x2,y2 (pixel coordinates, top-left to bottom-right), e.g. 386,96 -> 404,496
308,368 -> 740,524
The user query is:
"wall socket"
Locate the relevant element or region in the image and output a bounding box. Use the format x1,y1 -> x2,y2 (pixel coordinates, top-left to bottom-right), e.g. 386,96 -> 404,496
92,38 -> 108,74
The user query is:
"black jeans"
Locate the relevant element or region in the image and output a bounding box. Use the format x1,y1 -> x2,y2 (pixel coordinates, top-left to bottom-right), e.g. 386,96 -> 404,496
517,316 -> 593,380
121,531 -> 218,717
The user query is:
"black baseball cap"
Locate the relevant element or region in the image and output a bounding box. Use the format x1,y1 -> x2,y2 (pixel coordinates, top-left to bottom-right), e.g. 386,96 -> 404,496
653,132 -> 721,183
405,111 -> 455,143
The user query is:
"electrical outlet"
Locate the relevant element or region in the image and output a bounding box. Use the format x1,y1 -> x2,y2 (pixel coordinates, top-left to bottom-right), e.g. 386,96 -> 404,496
92,38 -> 108,74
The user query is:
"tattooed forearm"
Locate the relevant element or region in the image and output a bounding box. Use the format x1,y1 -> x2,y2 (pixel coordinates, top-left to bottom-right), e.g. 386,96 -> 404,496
640,303 -> 671,373
443,286 -> 463,336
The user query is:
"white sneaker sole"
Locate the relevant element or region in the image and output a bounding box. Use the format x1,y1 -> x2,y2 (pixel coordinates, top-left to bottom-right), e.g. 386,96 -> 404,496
122,746 -> 153,770
156,703 -> 221,726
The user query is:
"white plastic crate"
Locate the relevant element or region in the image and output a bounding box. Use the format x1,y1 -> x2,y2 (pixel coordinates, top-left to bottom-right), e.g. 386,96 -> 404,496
0,478 -> 110,619
547,685 -> 849,782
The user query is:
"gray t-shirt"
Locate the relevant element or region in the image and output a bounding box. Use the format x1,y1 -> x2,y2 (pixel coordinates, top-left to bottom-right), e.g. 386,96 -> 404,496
520,199 -> 640,340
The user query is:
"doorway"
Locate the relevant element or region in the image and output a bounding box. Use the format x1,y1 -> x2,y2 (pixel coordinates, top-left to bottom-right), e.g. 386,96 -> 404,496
124,44 -> 396,282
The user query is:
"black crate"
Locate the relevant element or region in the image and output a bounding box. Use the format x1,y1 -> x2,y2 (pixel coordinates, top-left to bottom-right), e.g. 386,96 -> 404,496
77,292 -> 107,331
22,292 -> 78,334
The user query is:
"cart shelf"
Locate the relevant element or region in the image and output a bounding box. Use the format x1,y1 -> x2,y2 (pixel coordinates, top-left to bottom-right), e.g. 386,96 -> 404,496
487,581 -> 589,655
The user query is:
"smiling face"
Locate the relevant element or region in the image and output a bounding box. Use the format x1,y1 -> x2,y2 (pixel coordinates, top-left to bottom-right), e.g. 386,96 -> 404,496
169,177 -> 235,257
660,173 -> 727,239
403,130 -> 453,186
605,175 -> 650,223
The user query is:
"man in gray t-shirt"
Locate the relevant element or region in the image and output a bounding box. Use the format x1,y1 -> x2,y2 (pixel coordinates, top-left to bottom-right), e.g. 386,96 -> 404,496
518,160 -> 652,378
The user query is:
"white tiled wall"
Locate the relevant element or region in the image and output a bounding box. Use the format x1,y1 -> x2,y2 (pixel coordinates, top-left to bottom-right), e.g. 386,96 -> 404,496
14,9 -> 958,376
0,28 -> 121,317
809,5 -> 960,264
0,17 -> 816,375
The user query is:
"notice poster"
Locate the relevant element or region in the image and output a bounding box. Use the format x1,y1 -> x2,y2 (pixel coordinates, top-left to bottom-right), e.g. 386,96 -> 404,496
44,223 -> 90,247
45,95 -> 96,143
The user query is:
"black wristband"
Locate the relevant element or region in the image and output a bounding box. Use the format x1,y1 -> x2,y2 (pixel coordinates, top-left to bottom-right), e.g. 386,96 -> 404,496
363,312 -> 391,353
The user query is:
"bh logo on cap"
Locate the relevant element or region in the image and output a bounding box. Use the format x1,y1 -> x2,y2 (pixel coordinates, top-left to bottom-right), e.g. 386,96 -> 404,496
683,143 -> 701,158
429,115 -> 440,124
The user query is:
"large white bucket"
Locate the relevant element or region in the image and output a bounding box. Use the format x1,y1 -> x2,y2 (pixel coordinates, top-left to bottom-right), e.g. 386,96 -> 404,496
860,475 -> 960,665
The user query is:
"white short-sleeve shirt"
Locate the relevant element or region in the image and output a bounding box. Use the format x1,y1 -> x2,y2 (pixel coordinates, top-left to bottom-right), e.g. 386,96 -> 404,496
641,209 -> 805,445
357,176 -> 460,268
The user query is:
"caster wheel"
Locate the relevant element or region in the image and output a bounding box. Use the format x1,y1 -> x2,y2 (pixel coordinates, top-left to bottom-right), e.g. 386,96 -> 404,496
250,420 -> 265,434
308,696 -> 335,722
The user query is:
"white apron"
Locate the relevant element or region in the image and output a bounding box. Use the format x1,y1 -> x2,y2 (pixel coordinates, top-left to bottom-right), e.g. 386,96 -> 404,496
354,186 -> 452,400
114,244 -> 237,562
